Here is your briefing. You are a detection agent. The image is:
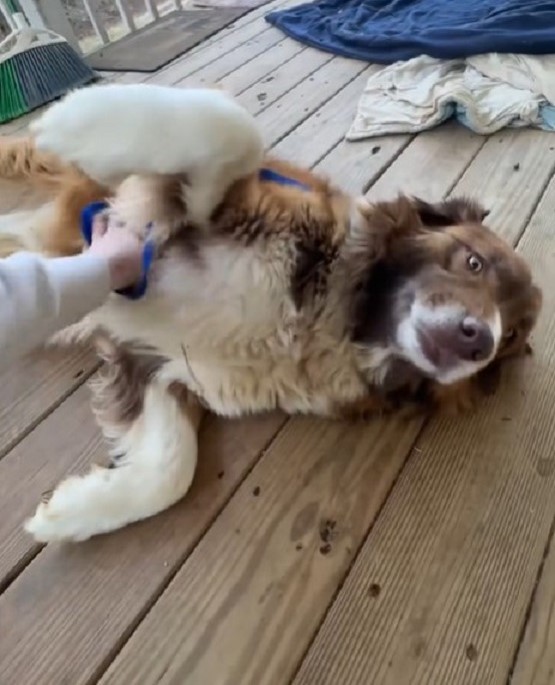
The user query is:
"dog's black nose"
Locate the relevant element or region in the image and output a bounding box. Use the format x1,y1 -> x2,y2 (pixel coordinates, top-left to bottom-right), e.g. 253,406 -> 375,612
457,317 -> 494,361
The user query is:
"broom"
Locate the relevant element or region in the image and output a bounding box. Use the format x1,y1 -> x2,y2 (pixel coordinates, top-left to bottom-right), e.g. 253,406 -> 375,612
0,0 -> 97,124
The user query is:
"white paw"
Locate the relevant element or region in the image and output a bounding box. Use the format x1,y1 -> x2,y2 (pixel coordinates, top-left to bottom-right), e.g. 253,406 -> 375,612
24,467 -> 128,543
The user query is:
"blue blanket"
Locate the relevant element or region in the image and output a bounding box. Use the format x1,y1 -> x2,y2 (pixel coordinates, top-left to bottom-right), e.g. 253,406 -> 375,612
266,0 -> 555,64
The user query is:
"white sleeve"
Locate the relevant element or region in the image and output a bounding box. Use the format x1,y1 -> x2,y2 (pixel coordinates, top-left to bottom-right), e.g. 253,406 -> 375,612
0,252 -> 111,364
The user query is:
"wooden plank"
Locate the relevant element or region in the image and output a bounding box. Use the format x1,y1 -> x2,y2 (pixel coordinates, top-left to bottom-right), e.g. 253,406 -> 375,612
272,66 -> 380,167
0,385 -> 100,589
95,131 -> 555,685
257,56 -> 368,148
501,183 -> 555,685
450,129 -> 554,236
369,122 -> 484,201
98,416 -> 422,685
316,122 -> 482,198
113,25 -> 274,85
292,137 -> 555,685
174,33 -> 303,92
317,135 -> 412,195
235,47 -> 331,115
0,348 -> 97,459
0,393 -> 286,685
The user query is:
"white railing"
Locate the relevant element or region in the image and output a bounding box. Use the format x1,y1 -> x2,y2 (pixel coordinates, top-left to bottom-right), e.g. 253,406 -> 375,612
10,0 -> 189,55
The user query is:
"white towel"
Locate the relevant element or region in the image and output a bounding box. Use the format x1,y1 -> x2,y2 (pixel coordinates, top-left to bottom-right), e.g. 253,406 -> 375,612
348,54 -> 555,140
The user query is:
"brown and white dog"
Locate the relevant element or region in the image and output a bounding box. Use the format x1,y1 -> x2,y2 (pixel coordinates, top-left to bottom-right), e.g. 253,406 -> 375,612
0,84 -> 542,542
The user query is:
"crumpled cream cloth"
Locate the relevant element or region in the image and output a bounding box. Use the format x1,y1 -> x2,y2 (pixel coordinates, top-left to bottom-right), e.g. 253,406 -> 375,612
347,53 -> 555,140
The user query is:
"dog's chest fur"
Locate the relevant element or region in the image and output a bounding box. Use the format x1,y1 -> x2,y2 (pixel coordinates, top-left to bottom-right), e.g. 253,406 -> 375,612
89,230 -> 375,417
67,169 -> 401,418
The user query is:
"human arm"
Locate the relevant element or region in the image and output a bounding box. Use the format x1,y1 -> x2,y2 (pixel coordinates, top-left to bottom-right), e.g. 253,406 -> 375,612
0,219 -> 144,365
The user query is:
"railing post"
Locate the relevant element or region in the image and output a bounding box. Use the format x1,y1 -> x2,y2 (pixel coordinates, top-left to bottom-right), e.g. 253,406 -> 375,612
113,0 -> 136,32
144,0 -> 160,21
31,0 -> 81,51
82,0 -> 110,44
16,0 -> 48,28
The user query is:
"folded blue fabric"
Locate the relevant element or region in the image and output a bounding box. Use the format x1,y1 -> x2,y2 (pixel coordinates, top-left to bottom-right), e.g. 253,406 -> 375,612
266,0 -> 555,64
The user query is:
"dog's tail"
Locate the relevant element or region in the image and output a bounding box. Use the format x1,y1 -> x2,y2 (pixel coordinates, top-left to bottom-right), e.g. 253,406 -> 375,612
0,136 -> 74,189
0,136 -> 107,257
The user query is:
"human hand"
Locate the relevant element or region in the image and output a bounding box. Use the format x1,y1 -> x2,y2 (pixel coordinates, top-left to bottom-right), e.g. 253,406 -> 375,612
86,217 -> 145,290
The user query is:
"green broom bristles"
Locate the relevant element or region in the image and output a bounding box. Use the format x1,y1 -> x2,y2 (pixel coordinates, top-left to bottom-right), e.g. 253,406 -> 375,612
0,27 -> 97,124
0,58 -> 27,122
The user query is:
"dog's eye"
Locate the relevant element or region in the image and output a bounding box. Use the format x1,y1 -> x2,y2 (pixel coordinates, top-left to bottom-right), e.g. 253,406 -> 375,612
467,254 -> 483,272
504,328 -> 516,342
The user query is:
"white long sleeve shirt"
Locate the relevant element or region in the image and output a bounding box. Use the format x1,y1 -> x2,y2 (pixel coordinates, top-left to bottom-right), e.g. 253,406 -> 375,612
0,252 -> 111,367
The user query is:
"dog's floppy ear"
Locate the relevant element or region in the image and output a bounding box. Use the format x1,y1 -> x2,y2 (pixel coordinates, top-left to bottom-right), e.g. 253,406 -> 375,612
413,197 -> 490,228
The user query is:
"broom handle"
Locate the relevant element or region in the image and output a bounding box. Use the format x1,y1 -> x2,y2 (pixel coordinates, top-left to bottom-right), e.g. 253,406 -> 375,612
0,0 -> 16,28
0,0 -> 28,29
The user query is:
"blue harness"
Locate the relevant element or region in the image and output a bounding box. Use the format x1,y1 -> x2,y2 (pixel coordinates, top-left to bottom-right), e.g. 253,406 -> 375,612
80,200 -> 155,300
80,168 -> 309,300
258,167 -> 310,192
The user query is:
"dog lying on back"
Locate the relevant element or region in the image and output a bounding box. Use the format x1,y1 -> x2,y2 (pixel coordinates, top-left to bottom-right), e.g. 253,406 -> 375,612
0,84 -> 541,542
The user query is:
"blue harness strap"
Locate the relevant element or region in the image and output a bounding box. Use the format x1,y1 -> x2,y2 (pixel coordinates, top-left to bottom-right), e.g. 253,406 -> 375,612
79,169 -> 306,300
80,201 -> 155,301
259,167 -> 310,191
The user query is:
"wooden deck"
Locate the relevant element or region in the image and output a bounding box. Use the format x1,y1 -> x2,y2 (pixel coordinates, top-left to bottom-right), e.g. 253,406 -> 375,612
1,2 -> 555,683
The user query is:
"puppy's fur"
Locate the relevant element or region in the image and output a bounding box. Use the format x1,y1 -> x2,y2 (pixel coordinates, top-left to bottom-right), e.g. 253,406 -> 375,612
0,84 -> 541,542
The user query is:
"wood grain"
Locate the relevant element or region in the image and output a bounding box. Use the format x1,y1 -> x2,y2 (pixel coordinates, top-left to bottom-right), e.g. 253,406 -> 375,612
98,416 -> 421,685
257,56 -> 368,148
501,179 -> 555,685
163,29 -> 288,89
369,122 -> 485,201
0,385 -> 100,588
272,66 -> 379,166
236,47 -> 332,115
316,132 -> 412,195
0,348 -> 97,459
95,130 -> 555,685
0,393 -> 286,685
177,34 -> 303,93
293,141 -> 555,685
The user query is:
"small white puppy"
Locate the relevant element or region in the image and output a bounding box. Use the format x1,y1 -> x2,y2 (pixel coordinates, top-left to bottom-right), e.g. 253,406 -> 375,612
30,83 -> 265,224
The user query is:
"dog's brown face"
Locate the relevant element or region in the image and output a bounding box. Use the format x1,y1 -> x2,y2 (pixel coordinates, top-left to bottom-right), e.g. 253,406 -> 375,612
353,197 -> 542,386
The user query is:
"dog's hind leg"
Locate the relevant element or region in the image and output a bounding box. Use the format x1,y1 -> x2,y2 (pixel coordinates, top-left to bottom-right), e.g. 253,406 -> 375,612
24,352 -> 203,543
